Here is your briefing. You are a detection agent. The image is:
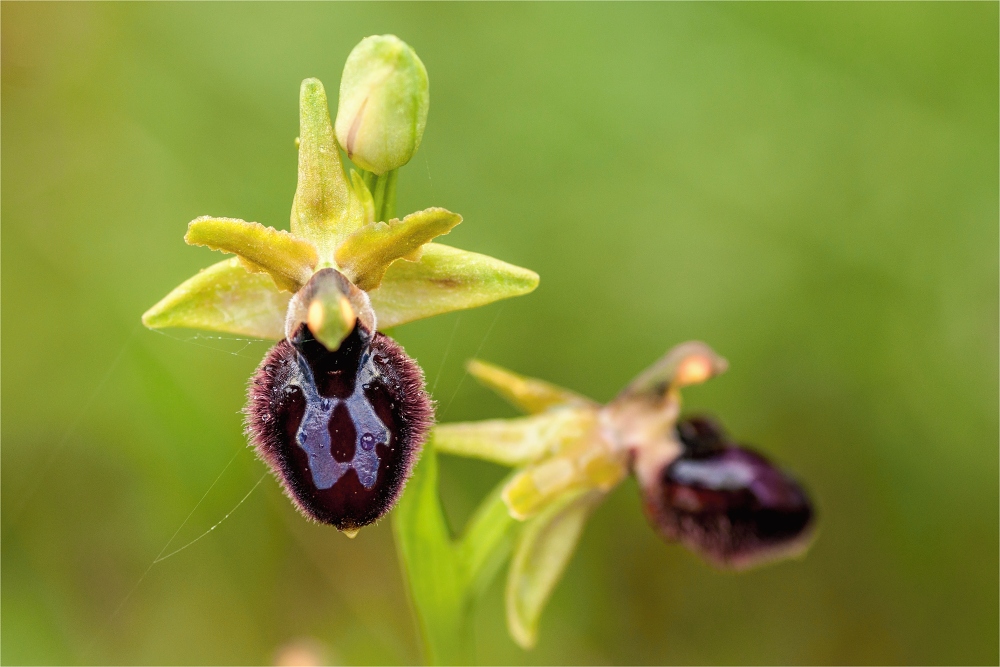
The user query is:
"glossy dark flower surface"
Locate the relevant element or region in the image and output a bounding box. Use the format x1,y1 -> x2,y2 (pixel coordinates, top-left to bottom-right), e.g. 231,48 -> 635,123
644,416 -> 814,569
246,324 -> 432,530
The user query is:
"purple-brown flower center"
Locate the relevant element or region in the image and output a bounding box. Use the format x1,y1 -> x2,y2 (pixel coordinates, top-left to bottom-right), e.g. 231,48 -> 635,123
246,324 -> 431,531
642,416 -> 814,568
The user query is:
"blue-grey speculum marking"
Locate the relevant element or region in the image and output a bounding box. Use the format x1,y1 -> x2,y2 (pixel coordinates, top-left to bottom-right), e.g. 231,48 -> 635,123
292,349 -> 389,490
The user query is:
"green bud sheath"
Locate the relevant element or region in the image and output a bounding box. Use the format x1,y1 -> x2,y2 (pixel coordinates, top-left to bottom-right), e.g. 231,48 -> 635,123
335,35 -> 429,175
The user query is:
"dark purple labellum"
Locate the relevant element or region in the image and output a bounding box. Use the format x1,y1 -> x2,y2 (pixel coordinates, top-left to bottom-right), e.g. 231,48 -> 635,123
246,323 -> 432,531
643,416 -> 814,569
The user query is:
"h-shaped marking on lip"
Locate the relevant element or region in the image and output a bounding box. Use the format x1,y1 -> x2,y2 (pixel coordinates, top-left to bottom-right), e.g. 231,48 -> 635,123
292,348 -> 390,490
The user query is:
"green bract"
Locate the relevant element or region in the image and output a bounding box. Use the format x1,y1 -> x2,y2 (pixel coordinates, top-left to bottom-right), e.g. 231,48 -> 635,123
336,34 -> 429,175
143,74 -> 536,350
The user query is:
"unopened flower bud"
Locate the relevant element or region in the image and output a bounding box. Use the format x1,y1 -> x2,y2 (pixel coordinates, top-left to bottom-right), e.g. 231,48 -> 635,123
335,35 -> 429,175
245,314 -> 431,532
641,416 -> 814,569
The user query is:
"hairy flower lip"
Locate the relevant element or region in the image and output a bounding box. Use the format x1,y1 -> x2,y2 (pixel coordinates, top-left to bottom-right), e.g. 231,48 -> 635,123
246,322 -> 432,531
639,415 -> 816,570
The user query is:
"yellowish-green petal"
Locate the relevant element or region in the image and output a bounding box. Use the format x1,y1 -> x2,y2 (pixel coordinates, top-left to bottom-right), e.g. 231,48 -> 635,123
335,207 -> 462,290
368,243 -> 539,329
467,359 -> 595,415
505,490 -> 603,649
184,216 -> 318,292
503,457 -> 582,521
142,258 -> 289,339
501,425 -> 626,521
434,409 -> 593,467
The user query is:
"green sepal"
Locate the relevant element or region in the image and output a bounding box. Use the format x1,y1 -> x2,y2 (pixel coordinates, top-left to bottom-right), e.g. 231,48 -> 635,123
467,359 -> 595,415
335,207 -> 462,290
505,490 -> 602,650
291,78 -> 367,259
142,257 -> 289,339
368,243 -> 539,329
184,216 -> 318,292
433,409 -> 592,467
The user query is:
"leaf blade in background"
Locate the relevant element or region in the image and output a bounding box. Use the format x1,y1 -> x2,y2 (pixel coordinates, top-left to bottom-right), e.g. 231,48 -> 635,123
141,258 -> 289,339
368,243 -> 539,329
392,441 -> 467,665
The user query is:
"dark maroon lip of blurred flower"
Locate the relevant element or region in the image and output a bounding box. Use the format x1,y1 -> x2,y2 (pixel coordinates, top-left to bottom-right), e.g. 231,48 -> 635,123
245,323 -> 432,531
643,416 -> 815,569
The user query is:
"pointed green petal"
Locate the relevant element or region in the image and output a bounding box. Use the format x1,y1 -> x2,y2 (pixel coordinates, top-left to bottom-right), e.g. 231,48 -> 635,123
335,207 -> 462,290
502,456 -> 580,521
433,418 -> 548,467
434,409 -> 594,467
142,258 -> 290,339
502,443 -> 625,521
467,359 -> 595,415
291,78 -> 366,259
506,490 -> 603,649
184,217 -> 318,292
368,243 -> 539,329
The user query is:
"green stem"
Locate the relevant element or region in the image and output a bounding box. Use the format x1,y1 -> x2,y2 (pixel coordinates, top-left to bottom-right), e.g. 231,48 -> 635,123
393,441 -> 518,665
369,169 -> 399,222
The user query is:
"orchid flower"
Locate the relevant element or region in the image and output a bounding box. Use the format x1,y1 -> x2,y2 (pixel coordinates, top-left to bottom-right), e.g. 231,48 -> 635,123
142,36 -> 538,536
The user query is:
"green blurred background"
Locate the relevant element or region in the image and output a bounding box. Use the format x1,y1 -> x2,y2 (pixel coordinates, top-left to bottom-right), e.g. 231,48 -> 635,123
3,3 -> 997,664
